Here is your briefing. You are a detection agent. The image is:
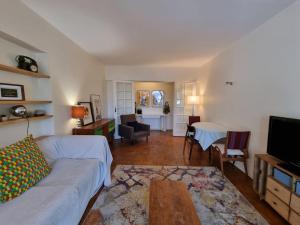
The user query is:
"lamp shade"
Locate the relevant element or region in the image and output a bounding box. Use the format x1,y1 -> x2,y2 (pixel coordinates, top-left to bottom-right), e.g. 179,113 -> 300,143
187,96 -> 200,104
71,105 -> 86,119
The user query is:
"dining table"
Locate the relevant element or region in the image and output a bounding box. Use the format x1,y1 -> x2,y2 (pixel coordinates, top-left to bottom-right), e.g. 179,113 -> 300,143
192,122 -> 227,150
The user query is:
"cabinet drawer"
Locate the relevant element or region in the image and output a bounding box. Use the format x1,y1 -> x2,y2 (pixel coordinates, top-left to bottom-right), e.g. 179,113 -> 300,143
266,177 -> 291,204
109,121 -> 115,131
95,128 -> 103,135
289,210 -> 300,225
265,191 -> 289,220
291,194 -> 300,214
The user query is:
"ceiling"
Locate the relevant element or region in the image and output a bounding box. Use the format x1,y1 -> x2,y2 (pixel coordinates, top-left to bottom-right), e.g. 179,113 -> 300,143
22,0 -> 295,66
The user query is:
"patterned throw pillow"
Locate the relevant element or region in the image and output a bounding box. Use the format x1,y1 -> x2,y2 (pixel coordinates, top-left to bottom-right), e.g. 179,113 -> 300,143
0,135 -> 51,203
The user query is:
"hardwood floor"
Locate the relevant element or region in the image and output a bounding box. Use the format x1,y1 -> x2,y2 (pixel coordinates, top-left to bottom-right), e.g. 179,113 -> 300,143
111,131 -> 289,225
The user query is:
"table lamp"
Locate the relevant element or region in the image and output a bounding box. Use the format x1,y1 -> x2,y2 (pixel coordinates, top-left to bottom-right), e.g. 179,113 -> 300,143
187,95 -> 200,116
71,105 -> 85,127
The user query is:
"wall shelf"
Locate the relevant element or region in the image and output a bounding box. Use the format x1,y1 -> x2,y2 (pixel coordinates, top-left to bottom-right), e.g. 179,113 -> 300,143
0,100 -> 52,105
0,115 -> 53,126
0,63 -> 50,78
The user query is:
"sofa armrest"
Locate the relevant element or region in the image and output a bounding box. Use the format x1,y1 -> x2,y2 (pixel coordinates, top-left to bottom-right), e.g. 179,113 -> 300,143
37,135 -> 113,186
118,124 -> 134,139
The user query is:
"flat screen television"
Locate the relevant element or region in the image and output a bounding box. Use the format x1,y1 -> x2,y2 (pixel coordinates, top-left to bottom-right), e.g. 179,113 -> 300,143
267,116 -> 300,175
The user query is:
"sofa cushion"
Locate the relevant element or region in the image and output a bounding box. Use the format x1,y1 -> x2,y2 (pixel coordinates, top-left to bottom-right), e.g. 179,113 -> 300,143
38,159 -> 103,204
0,185 -> 80,225
0,135 -> 51,203
0,159 -> 103,225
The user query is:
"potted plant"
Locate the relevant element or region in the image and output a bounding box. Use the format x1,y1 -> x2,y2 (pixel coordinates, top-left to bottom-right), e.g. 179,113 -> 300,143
163,101 -> 170,115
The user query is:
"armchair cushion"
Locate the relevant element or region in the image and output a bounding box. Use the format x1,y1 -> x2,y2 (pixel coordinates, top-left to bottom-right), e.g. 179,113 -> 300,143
120,114 -> 136,125
136,123 -> 150,132
212,144 -> 244,156
127,121 -> 139,132
118,124 -> 134,140
227,149 -> 244,156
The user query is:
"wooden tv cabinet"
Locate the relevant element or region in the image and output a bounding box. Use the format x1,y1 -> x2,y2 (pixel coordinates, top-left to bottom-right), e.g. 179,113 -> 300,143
253,154 -> 300,224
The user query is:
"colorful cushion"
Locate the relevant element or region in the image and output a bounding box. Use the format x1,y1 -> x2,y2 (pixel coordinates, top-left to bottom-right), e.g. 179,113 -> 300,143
0,135 -> 51,203
212,144 -> 244,156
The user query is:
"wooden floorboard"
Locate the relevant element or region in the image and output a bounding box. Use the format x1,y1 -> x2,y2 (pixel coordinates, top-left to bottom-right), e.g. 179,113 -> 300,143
111,131 -> 289,225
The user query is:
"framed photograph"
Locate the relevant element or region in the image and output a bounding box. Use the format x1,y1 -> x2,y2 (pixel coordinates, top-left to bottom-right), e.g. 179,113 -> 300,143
136,90 -> 150,107
90,94 -> 102,121
0,83 -> 25,101
78,102 -> 94,126
151,90 -> 164,107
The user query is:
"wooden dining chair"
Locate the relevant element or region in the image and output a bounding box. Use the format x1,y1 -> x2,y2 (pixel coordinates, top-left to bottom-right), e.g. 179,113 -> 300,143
188,116 -> 200,126
183,125 -> 200,160
183,116 -> 201,159
212,131 -> 250,176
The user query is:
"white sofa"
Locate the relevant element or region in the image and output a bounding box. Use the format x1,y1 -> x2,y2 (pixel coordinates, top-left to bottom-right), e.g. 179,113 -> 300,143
0,135 -> 113,225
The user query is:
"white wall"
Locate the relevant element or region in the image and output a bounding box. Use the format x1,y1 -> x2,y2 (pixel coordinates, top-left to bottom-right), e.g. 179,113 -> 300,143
134,82 -> 174,130
106,65 -> 203,82
0,0 -> 106,146
198,0 -> 300,177
105,65 -> 204,122
0,36 -> 54,146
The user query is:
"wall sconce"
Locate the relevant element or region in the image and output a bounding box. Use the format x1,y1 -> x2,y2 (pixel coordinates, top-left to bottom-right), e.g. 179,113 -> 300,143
225,81 -> 233,86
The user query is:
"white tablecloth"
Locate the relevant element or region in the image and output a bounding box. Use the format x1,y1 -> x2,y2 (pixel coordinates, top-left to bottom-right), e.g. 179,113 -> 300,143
192,122 -> 227,150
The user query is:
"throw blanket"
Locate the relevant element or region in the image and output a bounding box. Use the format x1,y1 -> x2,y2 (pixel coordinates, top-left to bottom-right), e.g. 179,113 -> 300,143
37,135 -> 113,186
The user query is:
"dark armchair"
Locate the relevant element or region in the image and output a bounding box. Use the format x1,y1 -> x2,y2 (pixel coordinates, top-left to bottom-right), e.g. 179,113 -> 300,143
118,114 -> 150,144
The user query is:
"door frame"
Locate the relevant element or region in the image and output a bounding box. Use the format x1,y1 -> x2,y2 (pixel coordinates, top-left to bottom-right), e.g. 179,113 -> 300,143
113,80 -> 135,138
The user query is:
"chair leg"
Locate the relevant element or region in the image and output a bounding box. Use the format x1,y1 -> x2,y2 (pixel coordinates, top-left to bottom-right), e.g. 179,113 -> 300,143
189,141 -> 194,160
183,137 -> 187,153
121,137 -> 123,143
146,136 -> 149,142
183,129 -> 188,153
243,159 -> 248,176
219,153 -> 224,176
209,147 -> 212,165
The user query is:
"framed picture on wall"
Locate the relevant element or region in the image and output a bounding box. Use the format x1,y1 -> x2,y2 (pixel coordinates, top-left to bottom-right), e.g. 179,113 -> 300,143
90,94 -> 102,121
0,83 -> 25,101
151,90 -> 164,107
136,90 -> 150,107
78,101 -> 94,126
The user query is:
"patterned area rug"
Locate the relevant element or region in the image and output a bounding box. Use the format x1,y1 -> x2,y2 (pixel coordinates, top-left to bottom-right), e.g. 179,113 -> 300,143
83,165 -> 269,225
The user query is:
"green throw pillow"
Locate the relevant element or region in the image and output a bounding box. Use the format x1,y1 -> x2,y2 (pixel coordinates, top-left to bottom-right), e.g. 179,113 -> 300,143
0,135 -> 51,203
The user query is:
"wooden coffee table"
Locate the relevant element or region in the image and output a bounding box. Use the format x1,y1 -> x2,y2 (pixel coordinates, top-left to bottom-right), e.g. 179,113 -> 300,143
149,179 -> 202,225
